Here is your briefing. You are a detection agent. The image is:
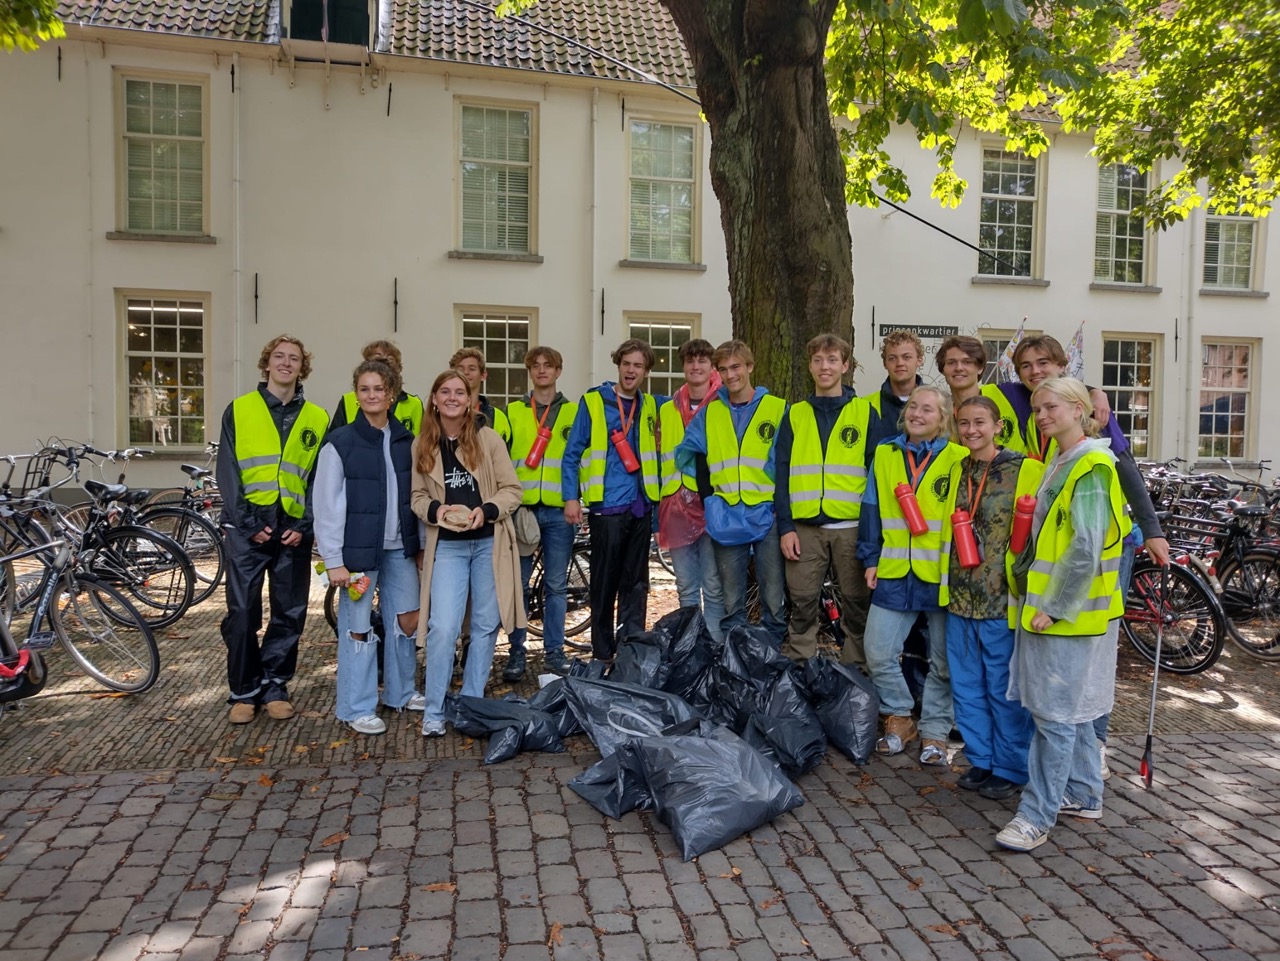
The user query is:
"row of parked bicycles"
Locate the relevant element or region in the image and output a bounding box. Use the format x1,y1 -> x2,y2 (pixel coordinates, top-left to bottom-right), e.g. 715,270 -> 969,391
0,442 -> 225,714
1122,457 -> 1280,674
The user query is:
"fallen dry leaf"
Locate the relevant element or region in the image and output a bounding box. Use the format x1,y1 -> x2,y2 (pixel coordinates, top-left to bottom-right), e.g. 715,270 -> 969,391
330,740 -> 349,749
257,774 -> 274,787
89,692 -> 129,699
759,897 -> 780,910
919,786 -> 936,795
320,832 -> 349,847
214,757 -> 238,764
294,746 -> 310,753
908,877 -> 923,891
927,923 -> 959,937
164,631 -> 191,640
548,922 -> 564,947
420,882 -> 456,892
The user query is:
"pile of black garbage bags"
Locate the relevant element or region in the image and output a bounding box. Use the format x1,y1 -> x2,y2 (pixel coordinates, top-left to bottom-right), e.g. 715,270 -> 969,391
444,607 -> 880,860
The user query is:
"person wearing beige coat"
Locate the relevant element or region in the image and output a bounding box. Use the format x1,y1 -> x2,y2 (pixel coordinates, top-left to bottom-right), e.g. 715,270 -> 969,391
411,371 -> 526,735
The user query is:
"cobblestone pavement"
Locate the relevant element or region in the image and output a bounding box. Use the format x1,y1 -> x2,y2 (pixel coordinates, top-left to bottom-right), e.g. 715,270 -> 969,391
1,580 -> 1279,960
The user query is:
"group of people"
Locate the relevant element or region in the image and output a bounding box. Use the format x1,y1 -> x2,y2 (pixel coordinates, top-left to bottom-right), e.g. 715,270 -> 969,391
216,326 -> 1167,855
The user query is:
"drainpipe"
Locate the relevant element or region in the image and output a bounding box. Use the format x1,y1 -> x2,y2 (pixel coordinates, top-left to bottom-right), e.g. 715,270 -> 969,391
84,43 -> 95,441
1182,204 -> 1200,465
232,52 -> 242,394
590,87 -> 600,384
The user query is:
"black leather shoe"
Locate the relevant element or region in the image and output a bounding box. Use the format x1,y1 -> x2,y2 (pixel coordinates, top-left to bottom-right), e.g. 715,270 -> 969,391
957,767 -> 992,791
978,775 -> 1022,801
502,647 -> 526,683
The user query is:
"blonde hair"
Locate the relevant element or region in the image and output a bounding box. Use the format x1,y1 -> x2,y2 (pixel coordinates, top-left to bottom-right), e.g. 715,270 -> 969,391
257,335 -> 313,382
897,384 -> 955,440
880,330 -> 924,363
417,371 -> 483,474
1031,377 -> 1099,438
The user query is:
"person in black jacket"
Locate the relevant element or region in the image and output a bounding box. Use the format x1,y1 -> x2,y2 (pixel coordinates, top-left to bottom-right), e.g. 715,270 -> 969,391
314,360 -> 423,736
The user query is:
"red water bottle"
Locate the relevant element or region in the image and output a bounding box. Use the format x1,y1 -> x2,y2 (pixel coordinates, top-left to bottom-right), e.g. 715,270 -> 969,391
952,510 -> 981,569
1010,495 -> 1036,554
894,482 -> 928,536
524,426 -> 552,469
610,429 -> 641,473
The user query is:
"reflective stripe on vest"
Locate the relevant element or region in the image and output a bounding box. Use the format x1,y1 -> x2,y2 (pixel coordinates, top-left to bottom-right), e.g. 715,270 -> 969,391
233,393 -> 328,518
659,401 -> 699,497
509,399 -> 578,507
582,391 -> 660,505
872,440 -> 969,603
1019,451 -> 1128,634
343,391 -> 424,436
705,394 -> 786,507
787,399 -> 871,520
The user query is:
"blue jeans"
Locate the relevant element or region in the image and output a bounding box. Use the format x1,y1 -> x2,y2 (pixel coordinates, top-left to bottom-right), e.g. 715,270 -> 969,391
1094,533 -> 1141,743
669,532 -> 725,643
423,538 -> 501,725
945,613 -> 1033,783
865,604 -> 952,740
1019,715 -> 1105,831
335,548 -> 420,722
508,506 -> 576,656
714,521 -> 786,645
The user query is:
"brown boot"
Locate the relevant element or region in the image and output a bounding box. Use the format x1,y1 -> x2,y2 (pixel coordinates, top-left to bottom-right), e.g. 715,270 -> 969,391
876,715 -> 918,756
264,700 -> 295,720
228,703 -> 256,724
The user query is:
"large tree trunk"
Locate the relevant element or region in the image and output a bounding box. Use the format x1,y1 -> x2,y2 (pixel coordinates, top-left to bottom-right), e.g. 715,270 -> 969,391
662,0 -> 853,401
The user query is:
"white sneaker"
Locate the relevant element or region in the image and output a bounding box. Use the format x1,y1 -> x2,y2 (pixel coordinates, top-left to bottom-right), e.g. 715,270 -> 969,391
404,693 -> 426,712
1060,796 -> 1104,820
349,715 -> 386,735
995,815 -> 1049,852
1099,740 -> 1111,781
422,720 -> 446,737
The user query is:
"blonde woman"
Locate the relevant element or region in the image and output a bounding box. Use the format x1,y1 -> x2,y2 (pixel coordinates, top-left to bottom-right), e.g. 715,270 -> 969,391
412,371 -> 524,737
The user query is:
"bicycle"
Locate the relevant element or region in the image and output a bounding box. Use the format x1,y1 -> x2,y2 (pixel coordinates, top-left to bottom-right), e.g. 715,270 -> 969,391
525,526 -> 593,651
1122,552 -> 1227,675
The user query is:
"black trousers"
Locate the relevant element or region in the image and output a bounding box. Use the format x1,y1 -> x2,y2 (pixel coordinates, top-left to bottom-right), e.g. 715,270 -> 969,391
587,509 -> 651,660
220,528 -> 313,703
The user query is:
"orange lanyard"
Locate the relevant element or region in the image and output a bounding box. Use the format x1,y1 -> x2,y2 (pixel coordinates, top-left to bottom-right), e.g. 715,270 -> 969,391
615,393 -> 637,437
532,399 -> 554,429
1028,420 -> 1051,463
905,446 -> 935,489
966,458 -> 993,517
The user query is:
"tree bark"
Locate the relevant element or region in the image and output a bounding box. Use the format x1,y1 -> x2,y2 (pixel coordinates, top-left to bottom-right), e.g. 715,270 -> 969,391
662,0 -> 853,401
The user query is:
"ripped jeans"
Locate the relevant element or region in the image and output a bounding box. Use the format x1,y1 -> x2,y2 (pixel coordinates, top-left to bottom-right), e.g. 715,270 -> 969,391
335,548 -> 421,722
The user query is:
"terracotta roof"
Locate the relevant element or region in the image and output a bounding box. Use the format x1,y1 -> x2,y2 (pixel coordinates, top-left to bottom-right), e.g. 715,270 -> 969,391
384,0 -> 694,87
58,0 -> 278,42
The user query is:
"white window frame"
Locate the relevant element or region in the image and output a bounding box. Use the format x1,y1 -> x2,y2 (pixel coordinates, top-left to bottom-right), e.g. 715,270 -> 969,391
626,117 -> 700,264
977,147 -> 1042,278
119,290 -> 211,450
456,307 -> 536,406
625,314 -> 698,396
115,70 -> 210,237
1100,334 -> 1159,459
1203,210 -> 1260,291
1095,164 -> 1152,285
456,99 -> 538,255
1198,338 -> 1257,460
975,327 -> 1043,385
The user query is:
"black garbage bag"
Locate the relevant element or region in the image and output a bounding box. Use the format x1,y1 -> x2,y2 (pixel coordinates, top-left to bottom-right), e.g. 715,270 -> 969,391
566,657 -> 609,680
526,678 -> 584,738
567,750 -> 653,818
609,632 -> 668,689
444,694 -> 564,764
713,625 -> 817,733
651,606 -> 722,702
562,677 -> 702,758
740,712 -> 827,779
802,657 -> 880,764
616,724 -> 805,860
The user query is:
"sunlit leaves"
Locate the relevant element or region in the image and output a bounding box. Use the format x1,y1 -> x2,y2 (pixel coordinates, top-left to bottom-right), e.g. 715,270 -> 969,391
1,0 -> 64,51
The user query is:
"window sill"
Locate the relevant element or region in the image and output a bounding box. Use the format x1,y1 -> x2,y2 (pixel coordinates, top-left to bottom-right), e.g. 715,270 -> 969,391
618,259 -> 708,273
106,232 -> 217,245
1199,287 -> 1269,299
970,275 -> 1049,288
448,250 -> 544,264
1089,282 -> 1163,294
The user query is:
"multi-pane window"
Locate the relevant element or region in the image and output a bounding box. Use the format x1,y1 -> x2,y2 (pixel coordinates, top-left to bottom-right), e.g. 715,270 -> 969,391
1204,212 -> 1257,289
628,320 -> 693,397
125,297 -> 207,447
1101,337 -> 1157,458
1095,164 -> 1149,284
460,105 -> 533,253
629,121 -> 695,263
979,329 -> 1041,384
122,77 -> 206,235
460,312 -> 531,405
1199,341 -> 1254,458
978,149 -> 1038,277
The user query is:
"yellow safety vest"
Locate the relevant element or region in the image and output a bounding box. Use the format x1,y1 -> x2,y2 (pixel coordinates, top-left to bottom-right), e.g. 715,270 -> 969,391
489,406 -> 511,444
1004,457 -> 1047,627
981,384 -> 1025,454
233,392 -> 328,519
872,440 -> 969,603
508,398 -> 578,507
787,398 -> 871,520
581,391 -> 659,505
659,400 -> 699,497
867,392 -> 883,415
1019,451 -> 1129,634
342,391 -> 424,436
706,394 -> 787,507
1023,416 -> 1060,465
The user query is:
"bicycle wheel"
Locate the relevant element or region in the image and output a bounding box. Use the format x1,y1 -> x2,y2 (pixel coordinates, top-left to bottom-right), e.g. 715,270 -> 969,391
81,526 -> 195,629
0,513 -> 52,611
563,548 -> 592,646
653,538 -> 675,576
324,583 -> 339,635
138,507 -> 225,606
51,573 -> 160,693
1122,562 -> 1225,674
524,550 -> 547,639
1217,549 -> 1280,660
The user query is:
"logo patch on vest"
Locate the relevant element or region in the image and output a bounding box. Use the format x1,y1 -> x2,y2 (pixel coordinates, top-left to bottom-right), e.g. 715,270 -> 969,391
561,424 -> 572,442
931,475 -> 951,501
300,427 -> 319,450
401,417 -> 413,432
757,421 -> 776,442
840,425 -> 860,449
999,417 -> 1014,443
647,415 -> 657,435
1056,504 -> 1068,529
